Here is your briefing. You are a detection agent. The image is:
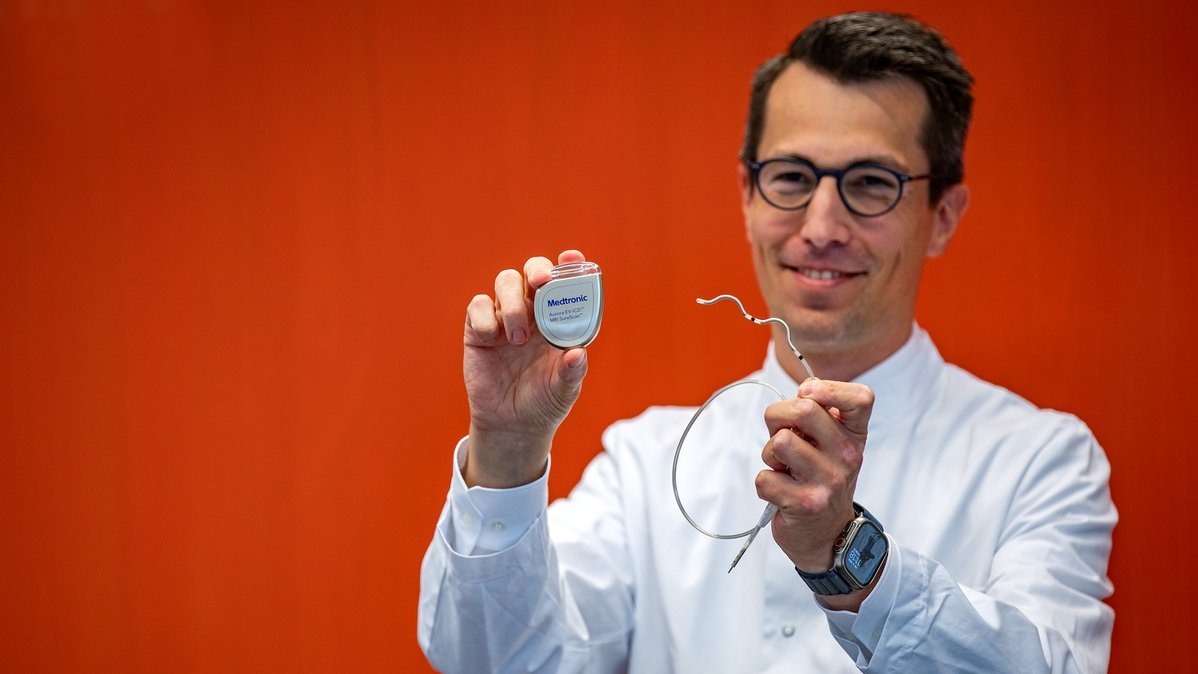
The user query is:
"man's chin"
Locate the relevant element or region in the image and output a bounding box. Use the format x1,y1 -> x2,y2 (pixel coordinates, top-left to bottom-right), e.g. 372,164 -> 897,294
780,311 -> 851,351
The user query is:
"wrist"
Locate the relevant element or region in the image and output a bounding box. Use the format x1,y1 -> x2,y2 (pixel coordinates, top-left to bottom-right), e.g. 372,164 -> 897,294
787,503 -> 859,572
814,566 -> 882,612
463,427 -> 551,488
795,502 -> 889,604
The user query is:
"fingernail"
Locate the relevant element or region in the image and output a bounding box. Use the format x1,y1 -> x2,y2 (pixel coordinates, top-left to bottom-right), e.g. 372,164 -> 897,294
798,381 -> 814,396
512,328 -> 527,345
567,350 -> 587,369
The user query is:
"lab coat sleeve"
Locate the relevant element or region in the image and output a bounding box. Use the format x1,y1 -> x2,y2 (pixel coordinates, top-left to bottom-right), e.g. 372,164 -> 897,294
418,438 -> 634,674
823,416 -> 1116,673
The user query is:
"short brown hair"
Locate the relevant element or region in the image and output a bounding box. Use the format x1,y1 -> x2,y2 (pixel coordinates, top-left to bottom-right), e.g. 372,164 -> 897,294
741,12 -> 974,203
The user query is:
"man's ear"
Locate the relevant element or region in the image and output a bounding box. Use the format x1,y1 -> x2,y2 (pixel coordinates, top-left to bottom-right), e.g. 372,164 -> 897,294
738,162 -> 754,205
738,162 -> 754,233
927,183 -> 969,257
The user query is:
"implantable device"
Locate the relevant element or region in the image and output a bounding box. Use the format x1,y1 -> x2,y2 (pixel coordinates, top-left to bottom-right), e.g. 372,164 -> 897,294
534,261 -> 603,349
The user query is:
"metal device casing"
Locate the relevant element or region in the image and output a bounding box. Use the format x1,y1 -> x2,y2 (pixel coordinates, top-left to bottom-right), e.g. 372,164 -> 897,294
533,262 -> 603,349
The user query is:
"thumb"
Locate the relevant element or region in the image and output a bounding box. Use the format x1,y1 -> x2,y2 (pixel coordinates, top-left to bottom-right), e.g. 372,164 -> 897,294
551,347 -> 588,404
797,379 -> 874,437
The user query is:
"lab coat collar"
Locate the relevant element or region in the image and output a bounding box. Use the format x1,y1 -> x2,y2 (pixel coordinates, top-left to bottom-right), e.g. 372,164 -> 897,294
761,323 -> 944,433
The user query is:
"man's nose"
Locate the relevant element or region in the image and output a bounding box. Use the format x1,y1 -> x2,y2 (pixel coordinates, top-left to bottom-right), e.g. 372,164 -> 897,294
799,176 -> 852,248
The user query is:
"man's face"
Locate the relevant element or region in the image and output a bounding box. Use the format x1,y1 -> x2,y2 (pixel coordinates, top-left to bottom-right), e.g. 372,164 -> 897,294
740,62 -> 966,372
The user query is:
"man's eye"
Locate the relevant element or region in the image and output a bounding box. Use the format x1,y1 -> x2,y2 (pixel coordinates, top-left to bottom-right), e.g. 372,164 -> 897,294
848,170 -> 899,191
768,170 -> 814,189
776,171 -> 809,183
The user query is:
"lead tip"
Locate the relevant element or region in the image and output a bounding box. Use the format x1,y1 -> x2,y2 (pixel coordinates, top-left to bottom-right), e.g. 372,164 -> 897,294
728,548 -> 747,573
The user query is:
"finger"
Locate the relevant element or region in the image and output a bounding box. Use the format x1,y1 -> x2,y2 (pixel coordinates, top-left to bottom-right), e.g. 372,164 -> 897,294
762,426 -> 839,481
763,397 -> 865,478
754,468 -> 835,516
495,268 -> 531,345
523,256 -> 555,290
557,249 -> 586,265
755,467 -> 794,505
464,293 -> 501,346
763,396 -> 844,444
761,427 -> 803,472
523,251 -> 587,292
796,379 -> 874,436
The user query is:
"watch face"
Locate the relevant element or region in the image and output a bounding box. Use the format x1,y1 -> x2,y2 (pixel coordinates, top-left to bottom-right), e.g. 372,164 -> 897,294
844,521 -> 887,587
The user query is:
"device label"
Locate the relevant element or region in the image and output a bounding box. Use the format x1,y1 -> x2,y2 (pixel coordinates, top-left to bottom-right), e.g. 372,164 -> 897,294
547,295 -> 588,307
537,277 -> 600,346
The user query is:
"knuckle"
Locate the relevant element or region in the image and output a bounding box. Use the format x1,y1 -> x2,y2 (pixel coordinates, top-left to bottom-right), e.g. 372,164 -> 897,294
523,257 -> 553,281
802,487 -> 832,513
465,296 -> 497,334
783,492 -> 814,516
755,473 -> 784,505
495,268 -> 525,294
500,302 -> 524,320
470,324 -> 499,342
754,470 -> 771,491
843,452 -> 862,474
825,471 -> 849,494
794,397 -> 821,418
826,437 -> 862,473
846,446 -> 864,470
772,428 -> 796,452
852,385 -> 875,409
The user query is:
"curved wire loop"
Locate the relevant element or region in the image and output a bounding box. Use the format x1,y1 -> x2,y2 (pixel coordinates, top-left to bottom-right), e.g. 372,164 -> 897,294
672,379 -> 787,540
696,295 -> 815,380
674,294 -> 821,569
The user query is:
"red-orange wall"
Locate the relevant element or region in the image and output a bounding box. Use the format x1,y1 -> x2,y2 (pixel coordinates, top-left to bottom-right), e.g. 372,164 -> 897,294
2,1 -> 1194,671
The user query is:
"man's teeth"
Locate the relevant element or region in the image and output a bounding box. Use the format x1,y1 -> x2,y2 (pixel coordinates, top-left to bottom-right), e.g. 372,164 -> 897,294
799,268 -> 844,280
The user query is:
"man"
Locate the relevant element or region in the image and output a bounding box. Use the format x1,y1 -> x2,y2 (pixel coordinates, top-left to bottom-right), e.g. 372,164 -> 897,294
419,12 -> 1115,673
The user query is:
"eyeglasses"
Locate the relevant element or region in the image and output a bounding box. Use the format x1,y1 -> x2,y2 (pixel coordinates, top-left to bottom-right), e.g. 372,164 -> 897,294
746,157 -> 931,217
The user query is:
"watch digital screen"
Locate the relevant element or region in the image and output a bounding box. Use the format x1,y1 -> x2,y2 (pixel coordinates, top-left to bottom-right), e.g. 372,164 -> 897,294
844,521 -> 886,586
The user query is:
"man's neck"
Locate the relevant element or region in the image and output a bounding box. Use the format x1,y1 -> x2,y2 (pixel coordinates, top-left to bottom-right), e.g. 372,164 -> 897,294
773,323 -> 912,384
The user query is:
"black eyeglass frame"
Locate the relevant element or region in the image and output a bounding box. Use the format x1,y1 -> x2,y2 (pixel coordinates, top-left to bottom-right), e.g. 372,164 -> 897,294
745,157 -> 932,217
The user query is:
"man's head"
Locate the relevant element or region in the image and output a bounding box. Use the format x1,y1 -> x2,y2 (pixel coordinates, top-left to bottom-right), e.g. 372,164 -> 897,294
738,13 -> 973,381
742,12 -> 973,203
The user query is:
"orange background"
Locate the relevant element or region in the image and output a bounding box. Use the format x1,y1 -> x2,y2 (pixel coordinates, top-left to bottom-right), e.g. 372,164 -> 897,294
2,1 -> 1194,671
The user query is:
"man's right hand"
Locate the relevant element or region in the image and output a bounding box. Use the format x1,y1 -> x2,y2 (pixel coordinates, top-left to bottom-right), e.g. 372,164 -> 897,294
461,250 -> 591,488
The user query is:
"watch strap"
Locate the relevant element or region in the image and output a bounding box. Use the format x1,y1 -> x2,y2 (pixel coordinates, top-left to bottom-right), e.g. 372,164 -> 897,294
795,565 -> 855,595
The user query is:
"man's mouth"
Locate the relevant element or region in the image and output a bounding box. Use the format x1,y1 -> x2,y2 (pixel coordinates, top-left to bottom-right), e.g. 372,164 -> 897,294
785,265 -> 865,281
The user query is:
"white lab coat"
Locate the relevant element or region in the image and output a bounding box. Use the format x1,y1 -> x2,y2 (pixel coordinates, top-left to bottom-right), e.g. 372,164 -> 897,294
419,326 -> 1115,673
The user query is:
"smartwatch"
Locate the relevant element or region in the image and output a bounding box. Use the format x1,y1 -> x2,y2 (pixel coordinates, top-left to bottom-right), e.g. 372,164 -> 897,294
796,502 -> 888,596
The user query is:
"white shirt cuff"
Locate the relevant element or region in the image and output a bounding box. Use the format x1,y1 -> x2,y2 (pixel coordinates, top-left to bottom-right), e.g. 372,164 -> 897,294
445,436 -> 550,555
822,533 -> 903,664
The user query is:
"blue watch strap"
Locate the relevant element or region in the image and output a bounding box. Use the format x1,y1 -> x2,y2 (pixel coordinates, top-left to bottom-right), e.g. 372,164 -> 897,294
795,565 -> 855,594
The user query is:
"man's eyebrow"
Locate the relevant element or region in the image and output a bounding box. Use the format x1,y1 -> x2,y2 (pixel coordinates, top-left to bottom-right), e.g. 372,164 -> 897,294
853,155 -> 911,170
761,152 -> 914,171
